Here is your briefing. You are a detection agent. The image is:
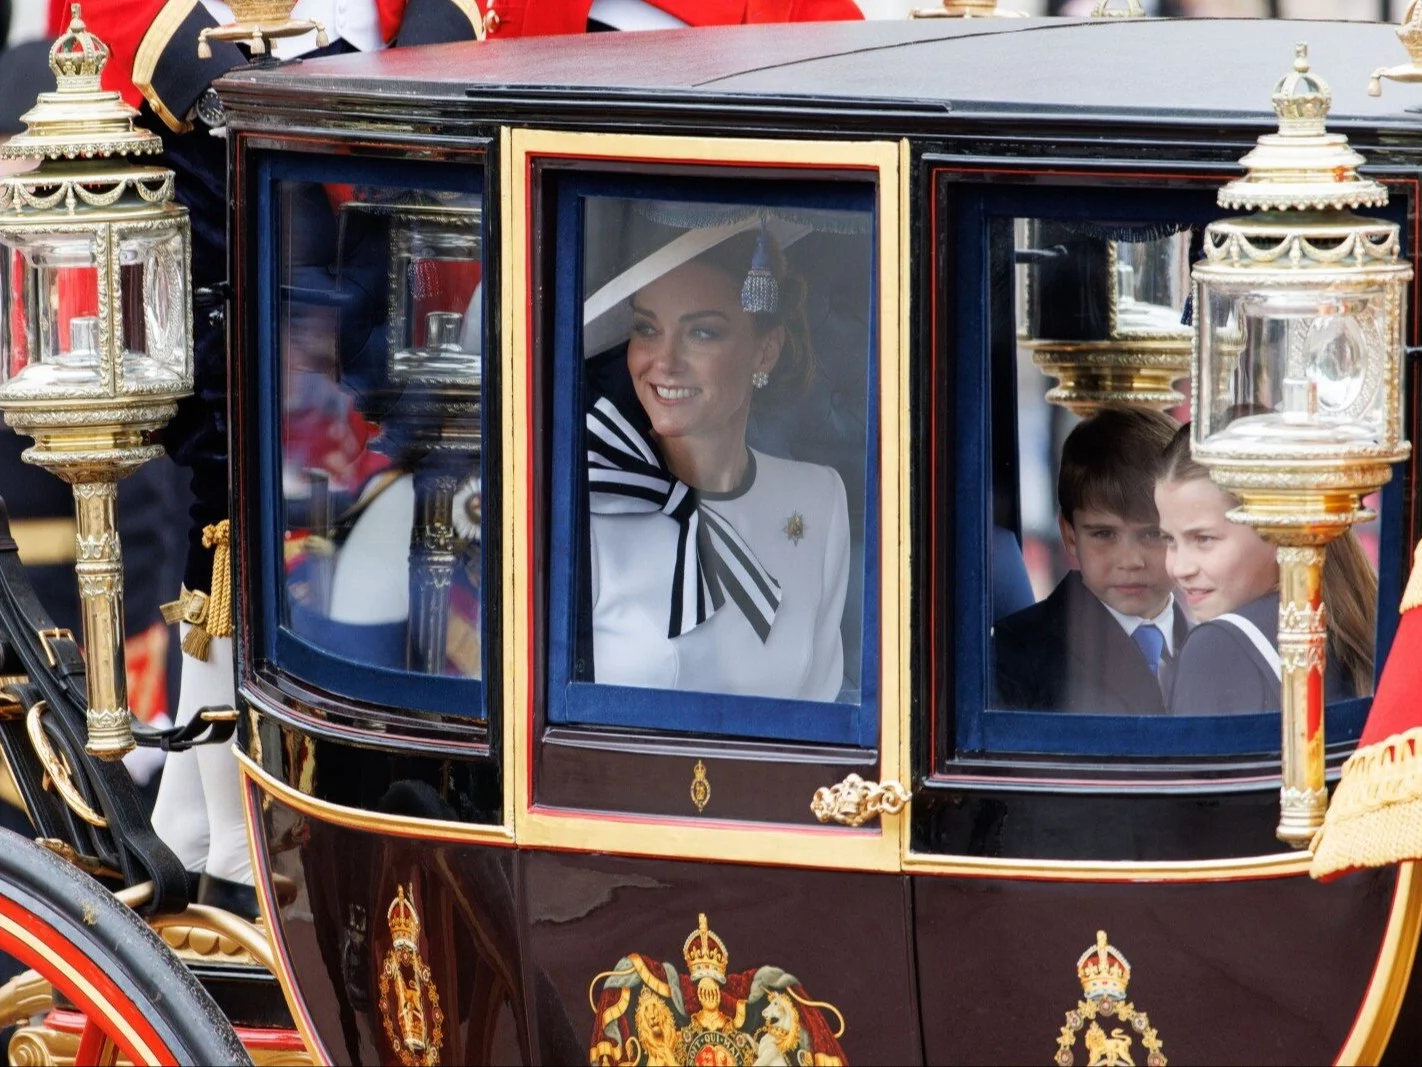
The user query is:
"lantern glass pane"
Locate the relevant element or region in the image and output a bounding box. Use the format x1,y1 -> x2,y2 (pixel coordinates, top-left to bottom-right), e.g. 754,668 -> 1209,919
388,212 -> 482,385
1114,231 -> 1191,336
1018,220 -> 1190,343
1197,280 -> 1394,447
117,228 -> 188,391
0,231 -> 103,393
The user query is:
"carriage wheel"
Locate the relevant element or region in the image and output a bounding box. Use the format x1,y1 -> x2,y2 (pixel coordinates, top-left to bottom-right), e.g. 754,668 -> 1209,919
0,828 -> 250,1066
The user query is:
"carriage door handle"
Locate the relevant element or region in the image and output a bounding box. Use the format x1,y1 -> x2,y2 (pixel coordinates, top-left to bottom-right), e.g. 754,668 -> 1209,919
811,774 -> 909,827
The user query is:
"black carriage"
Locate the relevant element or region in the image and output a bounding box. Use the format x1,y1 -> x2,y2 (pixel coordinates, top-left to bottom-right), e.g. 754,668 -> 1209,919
2,8 -> 1422,1067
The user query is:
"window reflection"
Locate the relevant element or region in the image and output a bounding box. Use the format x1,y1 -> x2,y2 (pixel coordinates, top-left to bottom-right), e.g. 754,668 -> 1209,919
579,198 -> 872,705
278,183 -> 482,679
993,217 -> 1378,719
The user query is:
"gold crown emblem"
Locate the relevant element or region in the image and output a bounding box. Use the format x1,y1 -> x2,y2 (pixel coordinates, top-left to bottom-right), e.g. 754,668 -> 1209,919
388,885 -> 421,953
683,914 -> 729,984
1076,930 -> 1131,1001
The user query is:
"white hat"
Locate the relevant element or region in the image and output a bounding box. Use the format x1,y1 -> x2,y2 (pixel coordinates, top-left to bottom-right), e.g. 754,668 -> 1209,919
581,213 -> 811,359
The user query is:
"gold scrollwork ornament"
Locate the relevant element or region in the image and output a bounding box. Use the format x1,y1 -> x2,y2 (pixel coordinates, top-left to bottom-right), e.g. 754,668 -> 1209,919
811,774 -> 908,827
377,885 -> 445,1067
1054,931 -> 1165,1067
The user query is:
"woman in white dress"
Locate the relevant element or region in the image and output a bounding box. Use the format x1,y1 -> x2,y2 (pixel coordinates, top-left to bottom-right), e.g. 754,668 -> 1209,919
585,223 -> 851,703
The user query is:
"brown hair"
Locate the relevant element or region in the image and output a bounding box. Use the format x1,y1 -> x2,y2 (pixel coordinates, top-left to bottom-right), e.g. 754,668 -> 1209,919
1057,406 -> 1177,525
1324,530 -> 1377,698
1157,424 -> 1376,697
693,229 -> 814,403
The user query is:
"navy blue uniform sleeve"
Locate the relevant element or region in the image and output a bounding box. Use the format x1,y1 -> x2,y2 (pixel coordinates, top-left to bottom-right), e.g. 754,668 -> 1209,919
146,106 -> 229,592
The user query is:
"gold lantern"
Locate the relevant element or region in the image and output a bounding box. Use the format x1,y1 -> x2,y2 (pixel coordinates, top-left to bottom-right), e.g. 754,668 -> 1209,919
0,6 -> 194,759
910,1 -> 1027,18
1019,220 -> 1193,415
197,0 -> 327,58
333,198 -> 482,674
1368,0 -> 1422,98
1091,0 -> 1145,15
1191,45 -> 1411,847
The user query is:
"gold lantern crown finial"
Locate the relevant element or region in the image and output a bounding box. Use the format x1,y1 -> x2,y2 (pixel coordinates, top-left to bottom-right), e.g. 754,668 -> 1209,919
1216,44 -> 1387,214
683,914 -> 729,984
0,3 -> 161,163
1272,43 -> 1331,133
1076,930 -> 1132,1001
50,4 -> 107,88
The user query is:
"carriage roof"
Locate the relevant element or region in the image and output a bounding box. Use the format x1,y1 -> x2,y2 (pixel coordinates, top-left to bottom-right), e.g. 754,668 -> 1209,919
216,16 -> 1421,135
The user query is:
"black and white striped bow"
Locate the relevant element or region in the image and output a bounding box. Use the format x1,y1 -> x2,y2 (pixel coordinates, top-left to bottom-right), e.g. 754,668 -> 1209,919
587,395 -> 781,642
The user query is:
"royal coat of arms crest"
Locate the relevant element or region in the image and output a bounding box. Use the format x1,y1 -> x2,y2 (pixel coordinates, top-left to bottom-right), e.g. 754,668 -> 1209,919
588,913 -> 848,1066
1054,930 -> 1166,1067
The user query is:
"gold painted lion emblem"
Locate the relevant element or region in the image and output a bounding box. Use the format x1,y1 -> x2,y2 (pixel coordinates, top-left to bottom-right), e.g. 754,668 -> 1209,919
1084,1022 -> 1134,1067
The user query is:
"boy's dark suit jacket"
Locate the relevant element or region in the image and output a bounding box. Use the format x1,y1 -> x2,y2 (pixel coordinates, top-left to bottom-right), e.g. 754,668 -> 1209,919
992,571 -> 1190,714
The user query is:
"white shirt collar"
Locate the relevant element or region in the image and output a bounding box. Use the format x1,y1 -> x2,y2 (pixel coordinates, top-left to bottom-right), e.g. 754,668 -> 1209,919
1104,594 -> 1176,656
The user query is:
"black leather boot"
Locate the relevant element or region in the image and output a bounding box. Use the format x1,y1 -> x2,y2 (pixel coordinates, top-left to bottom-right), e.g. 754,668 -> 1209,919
196,871 -> 260,922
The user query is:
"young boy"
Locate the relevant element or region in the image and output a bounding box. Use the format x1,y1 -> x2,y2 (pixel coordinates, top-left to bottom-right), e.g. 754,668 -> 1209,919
994,407 -> 1187,714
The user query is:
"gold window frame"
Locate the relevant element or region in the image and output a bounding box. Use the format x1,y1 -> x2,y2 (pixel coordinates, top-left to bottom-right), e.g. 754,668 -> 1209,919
501,128 -> 910,872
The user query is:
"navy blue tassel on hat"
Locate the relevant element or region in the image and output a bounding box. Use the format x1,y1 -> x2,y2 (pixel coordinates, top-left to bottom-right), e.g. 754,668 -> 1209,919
741,220 -> 779,314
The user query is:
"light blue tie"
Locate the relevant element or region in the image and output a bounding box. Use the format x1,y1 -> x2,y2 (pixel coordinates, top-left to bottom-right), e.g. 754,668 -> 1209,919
1132,623 -> 1165,677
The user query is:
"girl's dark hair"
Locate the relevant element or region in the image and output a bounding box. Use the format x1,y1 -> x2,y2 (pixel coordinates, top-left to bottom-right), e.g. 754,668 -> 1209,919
692,229 -> 814,403
1157,423 -> 1376,697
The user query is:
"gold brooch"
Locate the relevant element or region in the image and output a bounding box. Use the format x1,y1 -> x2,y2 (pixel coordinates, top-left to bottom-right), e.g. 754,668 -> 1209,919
783,512 -> 806,545
1055,930 -> 1165,1066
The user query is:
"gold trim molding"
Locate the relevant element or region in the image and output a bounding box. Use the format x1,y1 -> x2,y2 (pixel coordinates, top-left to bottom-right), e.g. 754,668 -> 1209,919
902,850 -> 1314,883
240,764 -> 327,1067
1336,861 -> 1422,1065
237,749 -> 514,845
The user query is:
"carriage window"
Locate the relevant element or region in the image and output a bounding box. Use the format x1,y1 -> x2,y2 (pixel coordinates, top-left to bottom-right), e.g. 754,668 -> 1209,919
550,186 -> 876,746
961,208 -> 1387,758
265,164 -> 485,715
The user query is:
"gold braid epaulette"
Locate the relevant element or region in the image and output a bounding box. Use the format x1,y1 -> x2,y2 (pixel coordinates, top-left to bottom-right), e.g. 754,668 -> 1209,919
159,520 -> 233,661
1311,727 -> 1422,878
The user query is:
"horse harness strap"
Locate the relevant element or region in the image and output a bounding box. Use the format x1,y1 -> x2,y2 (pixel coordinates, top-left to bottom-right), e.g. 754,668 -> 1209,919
0,499 -> 191,915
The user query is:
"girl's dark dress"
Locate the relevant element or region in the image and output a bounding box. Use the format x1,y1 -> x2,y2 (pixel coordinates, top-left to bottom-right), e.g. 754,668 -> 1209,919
1168,591 -> 1355,715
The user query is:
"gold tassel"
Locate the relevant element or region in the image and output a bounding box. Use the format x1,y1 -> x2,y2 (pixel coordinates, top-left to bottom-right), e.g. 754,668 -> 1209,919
201,520 -> 233,640
162,519 -> 233,662
1400,539 -> 1422,613
182,623 -> 212,661
1311,727 -> 1422,878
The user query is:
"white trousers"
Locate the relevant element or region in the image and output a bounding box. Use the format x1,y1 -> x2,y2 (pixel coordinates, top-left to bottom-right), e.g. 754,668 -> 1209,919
148,627 -> 252,885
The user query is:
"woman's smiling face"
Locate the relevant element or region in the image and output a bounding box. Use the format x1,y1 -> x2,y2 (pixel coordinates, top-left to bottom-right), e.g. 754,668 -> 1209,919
626,260 -> 781,446
1155,475 -> 1279,621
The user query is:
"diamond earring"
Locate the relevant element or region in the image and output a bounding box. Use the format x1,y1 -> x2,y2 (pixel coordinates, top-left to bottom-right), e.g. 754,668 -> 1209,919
752,370 -> 769,389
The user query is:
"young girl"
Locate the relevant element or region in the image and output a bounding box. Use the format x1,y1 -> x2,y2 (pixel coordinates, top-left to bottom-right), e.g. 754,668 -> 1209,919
1154,426 -> 1376,715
